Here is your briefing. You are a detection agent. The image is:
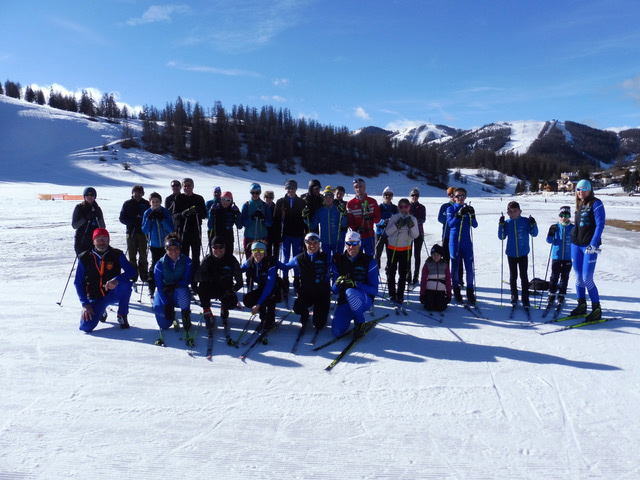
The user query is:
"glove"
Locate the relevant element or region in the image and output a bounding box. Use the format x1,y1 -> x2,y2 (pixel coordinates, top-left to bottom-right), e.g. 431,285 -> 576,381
363,212 -> 374,222
467,206 -> 475,216
382,219 -> 389,227
585,245 -> 599,254
181,206 -> 196,218
499,215 -> 505,225
335,275 -> 356,290
302,206 -> 310,218
406,218 -> 415,229
456,206 -> 468,217
150,209 -> 164,220
252,210 -> 265,220
336,203 -> 347,215
395,217 -> 405,228
529,216 -> 536,226
547,224 -> 557,237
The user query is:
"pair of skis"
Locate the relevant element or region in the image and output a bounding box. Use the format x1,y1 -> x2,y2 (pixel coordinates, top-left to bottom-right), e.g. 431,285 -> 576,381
536,314 -> 621,334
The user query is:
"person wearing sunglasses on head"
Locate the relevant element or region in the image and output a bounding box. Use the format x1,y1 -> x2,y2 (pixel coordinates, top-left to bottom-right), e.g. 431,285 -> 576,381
347,178 -> 380,256
278,232 -> 331,332
569,179 -> 606,321
241,183 -> 273,261
241,241 -> 282,329
196,236 -> 243,342
446,187 -> 478,304
545,206 -> 574,311
331,230 -> 379,338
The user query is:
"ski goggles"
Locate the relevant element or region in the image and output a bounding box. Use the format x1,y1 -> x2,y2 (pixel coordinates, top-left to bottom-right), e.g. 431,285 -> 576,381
455,194 -> 466,199
165,239 -> 182,249
252,248 -> 266,253
575,187 -> 590,192
559,213 -> 571,218
345,241 -> 360,246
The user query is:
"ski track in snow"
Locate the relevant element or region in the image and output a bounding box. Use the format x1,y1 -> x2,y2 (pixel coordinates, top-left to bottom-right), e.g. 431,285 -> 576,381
2,95 -> 640,479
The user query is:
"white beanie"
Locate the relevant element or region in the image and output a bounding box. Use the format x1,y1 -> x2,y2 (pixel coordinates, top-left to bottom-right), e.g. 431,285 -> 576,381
345,230 -> 361,243
383,186 -> 394,196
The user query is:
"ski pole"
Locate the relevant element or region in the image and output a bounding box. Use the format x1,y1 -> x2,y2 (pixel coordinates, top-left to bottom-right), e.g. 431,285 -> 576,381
500,212 -> 504,307
531,226 -> 537,300
57,255 -> 78,306
537,241 -> 552,309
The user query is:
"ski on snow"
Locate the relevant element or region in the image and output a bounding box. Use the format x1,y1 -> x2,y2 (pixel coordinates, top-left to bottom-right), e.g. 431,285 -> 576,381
538,317 -> 622,335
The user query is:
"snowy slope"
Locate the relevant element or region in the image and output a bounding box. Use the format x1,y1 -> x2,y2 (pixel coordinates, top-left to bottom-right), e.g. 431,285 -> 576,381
1,96 -> 640,480
498,120 -> 547,155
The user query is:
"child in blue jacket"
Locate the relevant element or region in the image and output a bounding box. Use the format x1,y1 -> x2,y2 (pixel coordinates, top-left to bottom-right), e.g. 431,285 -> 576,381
545,206 -> 574,309
498,201 -> 538,308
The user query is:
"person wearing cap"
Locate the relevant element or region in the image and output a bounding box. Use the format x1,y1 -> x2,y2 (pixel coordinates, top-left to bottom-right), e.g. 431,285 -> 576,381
152,233 -> 194,345
545,206 -> 575,310
207,191 -> 242,253
375,186 -> 398,268
195,236 -> 243,340
279,232 -> 331,331
347,178 -> 380,256
119,185 -> 151,283
569,179 -> 606,321
446,187 -> 478,303
419,244 -> 452,312
407,187 -> 426,286
331,230 -> 379,337
170,178 -> 207,287
310,186 -> 348,268
72,186 -> 106,255
241,241 -> 282,329
263,190 -> 278,258
274,179 -> 307,294
384,198 -> 420,304
165,180 -> 181,210
74,228 -> 135,332
437,187 -> 463,283
498,201 -> 538,309
141,192 -> 174,299
301,179 -> 324,233
205,186 -> 223,239
241,182 -> 273,261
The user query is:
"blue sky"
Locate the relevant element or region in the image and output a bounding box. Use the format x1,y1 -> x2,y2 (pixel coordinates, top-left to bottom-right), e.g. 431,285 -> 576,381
2,0 -> 639,131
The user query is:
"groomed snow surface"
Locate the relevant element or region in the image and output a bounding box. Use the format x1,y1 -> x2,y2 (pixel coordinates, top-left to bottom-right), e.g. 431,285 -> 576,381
1,96 -> 640,479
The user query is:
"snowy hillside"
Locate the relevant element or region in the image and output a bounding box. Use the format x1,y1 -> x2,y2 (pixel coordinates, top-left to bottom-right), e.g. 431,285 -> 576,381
2,95 -> 640,479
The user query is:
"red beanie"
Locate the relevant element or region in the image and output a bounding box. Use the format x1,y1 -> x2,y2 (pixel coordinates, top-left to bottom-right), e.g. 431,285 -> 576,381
92,228 -> 110,241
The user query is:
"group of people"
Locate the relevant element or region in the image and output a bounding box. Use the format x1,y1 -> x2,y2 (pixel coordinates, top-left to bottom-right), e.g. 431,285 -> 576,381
71,176 -> 606,345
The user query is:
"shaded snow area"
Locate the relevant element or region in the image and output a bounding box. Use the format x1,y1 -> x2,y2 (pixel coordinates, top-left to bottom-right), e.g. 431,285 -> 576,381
1,96 -> 640,479
498,121 -> 547,155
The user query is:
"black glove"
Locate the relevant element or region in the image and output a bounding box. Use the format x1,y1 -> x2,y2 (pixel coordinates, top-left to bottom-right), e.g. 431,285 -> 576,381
302,206 -> 310,218
499,215 -> 505,225
363,212 -> 374,222
252,210 -> 265,220
335,275 -> 356,290
529,216 -> 536,226
150,209 -> 164,220
406,217 -> 415,229
457,206 -> 469,217
181,206 -> 196,218
548,224 -> 557,237
467,206 -> 475,215
395,217 -> 405,228
336,203 -> 347,215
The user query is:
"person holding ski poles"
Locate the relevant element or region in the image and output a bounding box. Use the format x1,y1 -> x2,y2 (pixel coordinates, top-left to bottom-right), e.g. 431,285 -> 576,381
119,185 -> 151,284
569,179 -> 606,321
152,233 -> 193,345
301,179 -> 324,234
407,187 -> 426,287
170,178 -> 206,289
205,186 -> 223,241
446,188 -> 478,304
206,191 -> 242,254
74,228 -> 135,332
331,230 -> 379,338
347,178 -> 380,256
498,201 -> 538,309
141,192 -> 174,299
375,186 -> 398,268
263,190 -> 278,259
384,198 -> 419,305
438,186 -> 463,284
545,206 -> 574,311
72,187 -> 105,255
241,183 -> 273,261
241,241 -> 282,330
310,186 -> 348,269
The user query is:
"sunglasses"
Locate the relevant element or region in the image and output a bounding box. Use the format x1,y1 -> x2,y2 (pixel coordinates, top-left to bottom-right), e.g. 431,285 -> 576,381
560,213 -> 571,218
575,187 -> 590,192
84,193 -> 96,197
252,248 -> 266,253
305,239 -> 319,244
345,241 -> 360,246
221,197 -> 232,202
251,191 -> 261,195
212,244 -> 225,250
410,194 -> 419,197
384,193 -> 393,197
455,194 -> 466,199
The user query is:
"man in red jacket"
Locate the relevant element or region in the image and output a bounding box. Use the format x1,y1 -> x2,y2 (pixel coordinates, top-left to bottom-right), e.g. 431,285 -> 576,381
347,178 -> 380,256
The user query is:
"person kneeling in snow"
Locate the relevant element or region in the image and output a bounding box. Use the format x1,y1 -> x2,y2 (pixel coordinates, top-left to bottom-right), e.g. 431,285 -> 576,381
74,228 -> 135,332
331,230 -> 379,338
153,234 -> 193,343
419,244 -> 452,312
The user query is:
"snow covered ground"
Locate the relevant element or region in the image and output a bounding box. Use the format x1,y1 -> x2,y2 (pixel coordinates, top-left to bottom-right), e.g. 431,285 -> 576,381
1,96 -> 640,479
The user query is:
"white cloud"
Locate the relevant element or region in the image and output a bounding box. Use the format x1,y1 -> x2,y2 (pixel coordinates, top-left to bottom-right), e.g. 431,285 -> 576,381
261,95 -> 287,102
384,119 -> 427,131
167,61 -> 262,78
126,5 -> 191,26
621,74 -> 640,101
273,78 -> 290,87
354,106 -> 371,121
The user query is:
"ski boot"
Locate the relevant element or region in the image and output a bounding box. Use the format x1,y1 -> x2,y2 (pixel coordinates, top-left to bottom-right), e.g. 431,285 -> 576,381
546,294 -> 556,308
453,287 -> 463,303
182,310 -> 194,347
117,314 -> 130,329
569,298 -> 587,316
585,303 -> 601,322
466,288 -> 476,305
353,322 -> 367,339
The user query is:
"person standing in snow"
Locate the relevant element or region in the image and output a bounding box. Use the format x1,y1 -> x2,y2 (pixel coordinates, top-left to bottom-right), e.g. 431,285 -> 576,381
205,186 -> 223,241
310,186 -> 348,268
569,179 -> 606,321
498,201 -> 538,309
72,186 -> 105,255
447,187 -> 478,304
263,190 -> 278,259
331,230 -> 379,338
419,244 -> 452,312
407,187 -> 427,286
375,186 -> 398,268
334,186 -> 348,253
301,179 -> 324,234
141,192 -> 174,299
165,180 -> 181,211
347,178 -> 380,256
384,198 -> 419,304
119,184 -> 151,283
437,186 -> 463,284
241,183 -> 273,260
152,233 -> 193,345
207,191 -> 242,255
74,228 -> 135,332
545,206 -> 574,310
